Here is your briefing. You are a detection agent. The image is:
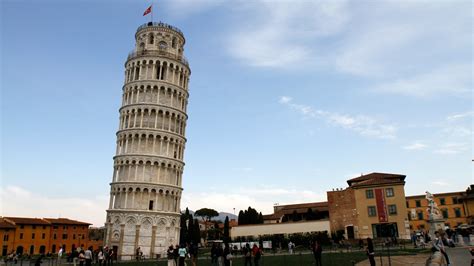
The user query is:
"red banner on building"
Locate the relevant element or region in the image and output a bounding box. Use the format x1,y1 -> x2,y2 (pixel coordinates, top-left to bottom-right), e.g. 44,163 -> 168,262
375,188 -> 388,222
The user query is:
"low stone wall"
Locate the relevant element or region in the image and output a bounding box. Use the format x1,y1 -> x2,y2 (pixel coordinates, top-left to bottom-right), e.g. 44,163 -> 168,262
231,220 -> 330,238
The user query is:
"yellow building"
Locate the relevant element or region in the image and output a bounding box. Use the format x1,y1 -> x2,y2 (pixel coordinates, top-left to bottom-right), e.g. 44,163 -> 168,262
328,173 -> 410,240
461,185 -> 474,225
406,191 -> 468,231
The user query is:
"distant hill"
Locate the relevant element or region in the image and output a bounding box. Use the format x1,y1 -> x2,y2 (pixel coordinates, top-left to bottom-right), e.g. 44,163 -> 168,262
182,210 -> 237,222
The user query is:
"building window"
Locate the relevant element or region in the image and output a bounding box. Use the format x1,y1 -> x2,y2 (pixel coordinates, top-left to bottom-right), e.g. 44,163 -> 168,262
368,206 -> 377,217
20,225 -> 24,229
32,233 -> 35,239
73,226 -> 76,230
42,233 -> 45,239
19,233 -> 23,239
62,234 -> 68,240
442,209 -> 448,219
53,226 -> 58,229
366,189 -> 374,199
149,200 -> 154,210
53,234 -> 57,240
386,188 -> 394,197
415,200 -> 421,207
417,212 -> 424,220
407,213 -> 411,221
32,225 -> 36,229
159,41 -> 168,49
3,234 -> 8,241
388,204 -> 397,215
440,198 -> 446,205
73,234 -> 76,240
43,226 -> 46,229
452,197 -> 458,204
455,208 -> 462,218
406,201 -> 409,208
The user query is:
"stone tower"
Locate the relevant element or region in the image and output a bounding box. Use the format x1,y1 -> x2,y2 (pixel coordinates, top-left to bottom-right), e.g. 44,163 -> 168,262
105,22 -> 190,259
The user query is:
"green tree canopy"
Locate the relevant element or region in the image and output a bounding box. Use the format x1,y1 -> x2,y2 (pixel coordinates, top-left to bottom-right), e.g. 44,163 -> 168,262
194,208 -> 219,221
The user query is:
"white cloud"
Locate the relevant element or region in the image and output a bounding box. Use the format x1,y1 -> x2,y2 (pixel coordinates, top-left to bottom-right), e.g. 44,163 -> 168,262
434,143 -> 468,155
227,1 -> 349,67
223,1 -> 470,98
403,142 -> 427,151
447,111 -> 473,121
372,64 -> 471,97
279,96 -> 397,139
432,181 -> 449,186
0,186 -> 108,227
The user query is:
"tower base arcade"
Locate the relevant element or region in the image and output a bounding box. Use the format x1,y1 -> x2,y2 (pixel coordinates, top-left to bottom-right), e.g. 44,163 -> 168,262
105,210 -> 180,259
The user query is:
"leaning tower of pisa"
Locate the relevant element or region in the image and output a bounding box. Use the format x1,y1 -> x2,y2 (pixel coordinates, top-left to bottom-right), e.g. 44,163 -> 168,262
105,22 -> 190,259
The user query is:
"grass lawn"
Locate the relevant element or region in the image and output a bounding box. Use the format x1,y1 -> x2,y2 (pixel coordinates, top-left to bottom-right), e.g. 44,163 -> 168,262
114,247 -> 430,266
117,252 -> 368,266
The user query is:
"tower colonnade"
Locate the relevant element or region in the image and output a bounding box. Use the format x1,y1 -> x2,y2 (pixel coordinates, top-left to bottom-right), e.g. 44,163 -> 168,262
105,22 -> 190,259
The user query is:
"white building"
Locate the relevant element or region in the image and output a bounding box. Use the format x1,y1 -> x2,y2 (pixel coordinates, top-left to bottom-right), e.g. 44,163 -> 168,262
104,21 -> 191,259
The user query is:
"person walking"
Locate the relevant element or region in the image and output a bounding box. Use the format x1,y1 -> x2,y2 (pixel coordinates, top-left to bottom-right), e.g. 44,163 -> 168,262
433,230 -> 451,266
84,247 -> 93,266
243,243 -> 252,266
173,245 -> 179,266
58,246 -> 64,265
223,243 -> 232,266
252,244 -> 262,266
78,250 -> 86,266
366,238 -> 376,266
98,248 -> 104,266
313,240 -> 322,266
167,245 -> 175,266
211,243 -> 218,266
178,244 -> 187,266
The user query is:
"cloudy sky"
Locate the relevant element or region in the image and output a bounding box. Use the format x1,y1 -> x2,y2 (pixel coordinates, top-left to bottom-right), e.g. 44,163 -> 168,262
1,0 -> 472,226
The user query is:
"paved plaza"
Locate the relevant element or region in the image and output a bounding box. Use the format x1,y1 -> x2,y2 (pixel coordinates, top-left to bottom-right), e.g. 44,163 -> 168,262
356,247 -> 472,266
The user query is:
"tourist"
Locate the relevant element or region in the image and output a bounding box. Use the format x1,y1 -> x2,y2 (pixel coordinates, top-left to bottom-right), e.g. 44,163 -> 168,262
98,248 -> 104,266
58,246 -> 64,264
178,244 -> 187,266
79,250 -> 85,266
433,231 -> 451,265
366,238 -> 375,266
252,244 -> 262,266
243,243 -> 252,266
173,245 -> 179,266
167,245 -> 175,266
106,247 -> 114,266
34,254 -> 44,266
223,243 -> 232,266
84,247 -> 93,266
211,243 -> 218,266
189,242 -> 198,266
216,243 -> 224,266
288,241 -> 294,254
136,247 -> 141,261
312,240 -> 322,266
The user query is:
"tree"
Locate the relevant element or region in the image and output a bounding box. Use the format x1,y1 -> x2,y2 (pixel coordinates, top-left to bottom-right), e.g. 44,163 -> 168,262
180,208 -> 192,244
237,207 -> 264,225
187,218 -> 195,244
223,216 -> 230,244
194,208 -> 219,242
192,219 -> 201,245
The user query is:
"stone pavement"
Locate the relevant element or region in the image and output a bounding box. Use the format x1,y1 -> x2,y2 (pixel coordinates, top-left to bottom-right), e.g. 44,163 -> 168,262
356,247 -> 472,266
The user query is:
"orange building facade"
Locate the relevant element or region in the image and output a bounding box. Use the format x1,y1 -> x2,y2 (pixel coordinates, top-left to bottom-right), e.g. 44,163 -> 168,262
406,191 -> 468,231
0,217 -> 102,256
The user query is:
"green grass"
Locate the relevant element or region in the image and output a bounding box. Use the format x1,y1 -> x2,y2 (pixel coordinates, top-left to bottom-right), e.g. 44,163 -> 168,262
117,252 -> 368,266
113,247 -> 430,266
